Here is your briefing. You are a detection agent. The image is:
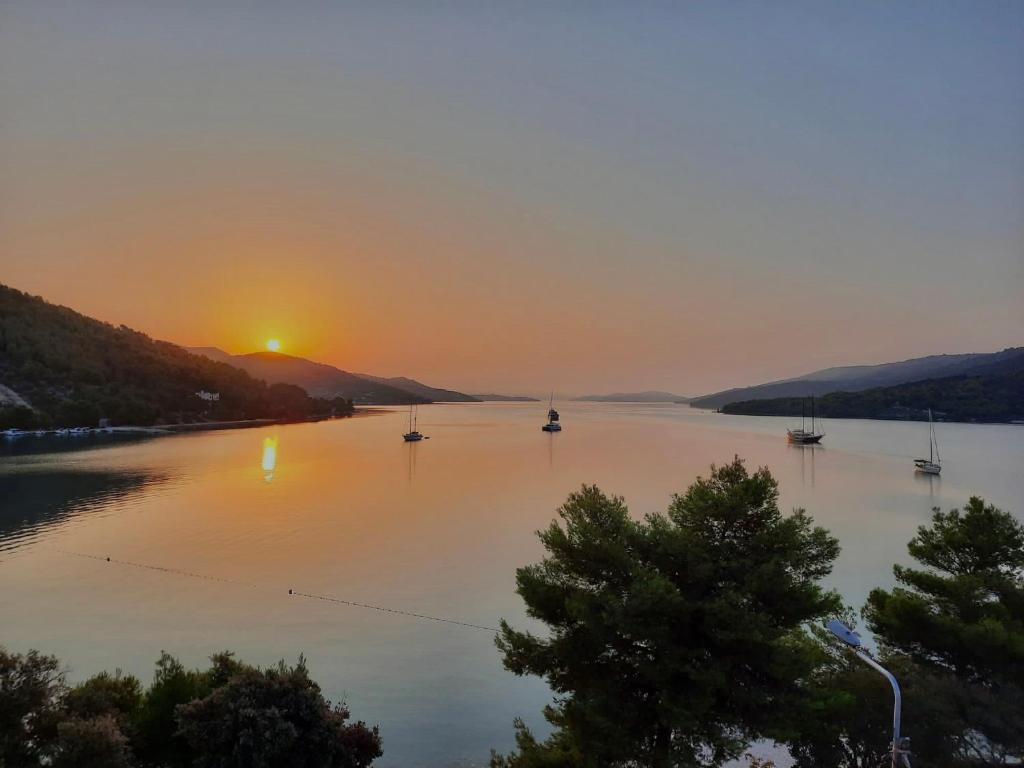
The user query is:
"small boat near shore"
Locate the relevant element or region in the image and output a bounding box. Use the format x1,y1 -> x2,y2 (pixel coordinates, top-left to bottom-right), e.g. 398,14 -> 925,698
914,409 -> 942,475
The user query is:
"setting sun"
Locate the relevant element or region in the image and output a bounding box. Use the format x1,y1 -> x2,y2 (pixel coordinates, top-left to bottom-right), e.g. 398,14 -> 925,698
266,338 -> 281,352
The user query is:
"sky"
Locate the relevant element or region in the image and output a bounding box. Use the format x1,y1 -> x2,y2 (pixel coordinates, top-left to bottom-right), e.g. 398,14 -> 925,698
1,1 -> 1021,396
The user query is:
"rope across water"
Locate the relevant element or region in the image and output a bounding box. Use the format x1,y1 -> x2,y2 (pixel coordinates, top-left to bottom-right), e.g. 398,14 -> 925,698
55,548 -> 501,633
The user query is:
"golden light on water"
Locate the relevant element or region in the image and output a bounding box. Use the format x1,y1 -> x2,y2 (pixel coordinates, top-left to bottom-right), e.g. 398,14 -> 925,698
266,338 -> 281,352
261,436 -> 278,481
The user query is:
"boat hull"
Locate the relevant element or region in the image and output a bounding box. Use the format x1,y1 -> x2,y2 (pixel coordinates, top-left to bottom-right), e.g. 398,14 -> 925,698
541,423 -> 561,432
403,432 -> 424,442
914,460 -> 941,475
787,431 -> 823,444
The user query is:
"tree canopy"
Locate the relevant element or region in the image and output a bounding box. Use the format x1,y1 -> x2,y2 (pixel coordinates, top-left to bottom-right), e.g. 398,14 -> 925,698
863,497 -> 1024,765
494,458 -> 841,767
177,657 -> 381,768
794,498 -> 1024,767
0,648 -> 381,768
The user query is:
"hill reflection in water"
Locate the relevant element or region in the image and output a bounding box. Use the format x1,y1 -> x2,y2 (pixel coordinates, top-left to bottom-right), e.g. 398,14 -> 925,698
0,467 -> 166,555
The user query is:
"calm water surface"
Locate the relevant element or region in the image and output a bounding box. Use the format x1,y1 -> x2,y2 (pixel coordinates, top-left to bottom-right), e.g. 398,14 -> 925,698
2,403 -> 1022,766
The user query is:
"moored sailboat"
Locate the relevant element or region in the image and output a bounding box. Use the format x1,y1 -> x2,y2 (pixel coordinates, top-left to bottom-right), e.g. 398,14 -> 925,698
403,404 -> 424,442
914,409 -> 941,474
787,396 -> 824,444
542,392 -> 562,432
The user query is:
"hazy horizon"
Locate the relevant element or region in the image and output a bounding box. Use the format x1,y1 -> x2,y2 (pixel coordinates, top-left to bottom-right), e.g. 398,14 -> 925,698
179,335 -> 1018,400
2,2 -> 1022,394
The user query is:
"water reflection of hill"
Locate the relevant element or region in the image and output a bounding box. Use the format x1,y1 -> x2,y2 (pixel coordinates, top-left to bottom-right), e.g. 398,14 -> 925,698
0,433 -> 157,458
0,469 -> 163,554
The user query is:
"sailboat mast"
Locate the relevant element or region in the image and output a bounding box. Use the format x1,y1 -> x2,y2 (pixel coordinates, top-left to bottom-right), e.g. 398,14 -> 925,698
811,396 -> 815,433
929,409 -> 940,463
802,399 -> 806,431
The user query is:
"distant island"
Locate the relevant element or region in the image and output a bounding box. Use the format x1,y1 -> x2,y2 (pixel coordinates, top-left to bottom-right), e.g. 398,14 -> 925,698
690,348 -> 1024,410
0,285 -> 352,430
720,353 -> 1024,424
471,393 -> 541,402
574,391 -> 691,403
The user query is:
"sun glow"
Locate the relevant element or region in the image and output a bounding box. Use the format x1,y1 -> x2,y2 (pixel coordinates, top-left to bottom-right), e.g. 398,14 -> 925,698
266,338 -> 281,352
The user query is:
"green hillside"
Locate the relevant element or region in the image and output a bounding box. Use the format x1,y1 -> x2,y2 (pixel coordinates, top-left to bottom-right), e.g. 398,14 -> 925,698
0,285 -> 352,429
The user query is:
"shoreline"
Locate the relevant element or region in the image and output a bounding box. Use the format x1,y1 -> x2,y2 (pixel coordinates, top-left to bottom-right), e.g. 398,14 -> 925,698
119,407 -> 398,433
6,414 -> 359,439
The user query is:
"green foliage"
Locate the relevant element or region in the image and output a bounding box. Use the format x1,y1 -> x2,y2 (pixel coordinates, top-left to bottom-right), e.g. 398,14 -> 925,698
132,652 -> 213,767
865,498 -> 1024,679
489,719 -> 581,768
495,458 -> 841,768
785,622 -> 895,768
0,647 -> 381,768
0,648 -> 66,766
0,284 -> 353,428
788,499 -> 1024,766
720,368 -> 1024,424
0,406 -> 42,430
176,656 -> 382,768
52,715 -> 133,768
65,670 -> 143,726
863,497 -> 1024,765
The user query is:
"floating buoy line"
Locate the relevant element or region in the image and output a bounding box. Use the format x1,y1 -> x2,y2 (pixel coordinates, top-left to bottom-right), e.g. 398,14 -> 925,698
47,548 -> 501,633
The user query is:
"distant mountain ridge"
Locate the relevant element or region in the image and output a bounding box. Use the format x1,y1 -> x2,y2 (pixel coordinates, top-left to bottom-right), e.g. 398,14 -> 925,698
690,348 -> 1024,410
187,348 -> 476,405
354,374 -> 480,403
720,350 -> 1024,423
472,394 -> 541,402
574,391 -> 691,403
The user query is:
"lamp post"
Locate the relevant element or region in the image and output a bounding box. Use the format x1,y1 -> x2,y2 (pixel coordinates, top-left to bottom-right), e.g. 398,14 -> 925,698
826,619 -> 911,767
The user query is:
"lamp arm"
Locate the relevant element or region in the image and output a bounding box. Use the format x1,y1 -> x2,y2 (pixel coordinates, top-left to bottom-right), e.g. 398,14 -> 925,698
852,648 -> 908,766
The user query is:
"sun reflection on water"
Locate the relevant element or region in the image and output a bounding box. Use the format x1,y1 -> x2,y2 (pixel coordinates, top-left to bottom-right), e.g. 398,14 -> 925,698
261,436 -> 278,482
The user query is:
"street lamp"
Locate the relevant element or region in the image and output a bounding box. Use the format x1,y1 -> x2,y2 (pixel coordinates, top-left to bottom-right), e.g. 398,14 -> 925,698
826,619 -> 911,767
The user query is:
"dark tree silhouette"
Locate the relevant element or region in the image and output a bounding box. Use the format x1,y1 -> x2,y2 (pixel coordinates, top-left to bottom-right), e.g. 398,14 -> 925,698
495,458 -> 841,768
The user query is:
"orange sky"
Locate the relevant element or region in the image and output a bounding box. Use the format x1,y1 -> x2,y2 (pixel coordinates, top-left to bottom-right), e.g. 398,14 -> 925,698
1,3 -> 1021,396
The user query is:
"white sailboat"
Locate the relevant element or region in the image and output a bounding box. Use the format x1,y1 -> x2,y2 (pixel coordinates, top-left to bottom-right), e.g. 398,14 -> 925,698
403,404 -> 424,442
542,392 -> 562,432
914,409 -> 941,475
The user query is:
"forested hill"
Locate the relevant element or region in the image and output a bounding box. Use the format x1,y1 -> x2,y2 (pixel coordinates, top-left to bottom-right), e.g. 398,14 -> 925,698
720,359 -> 1024,424
187,348 -> 429,405
0,285 -> 352,429
691,348 -> 1024,409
